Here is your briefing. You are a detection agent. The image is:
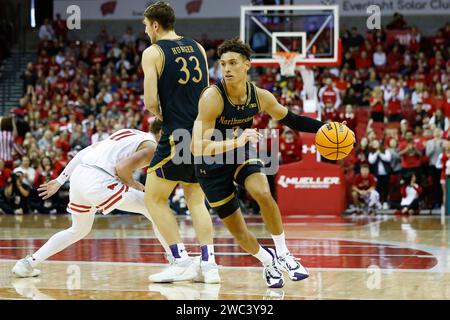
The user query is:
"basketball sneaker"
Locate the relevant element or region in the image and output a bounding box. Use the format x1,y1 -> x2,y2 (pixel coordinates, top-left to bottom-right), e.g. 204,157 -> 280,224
276,252 -> 309,281
263,247 -> 284,288
148,257 -> 197,283
193,256 -> 221,284
12,256 -> 41,278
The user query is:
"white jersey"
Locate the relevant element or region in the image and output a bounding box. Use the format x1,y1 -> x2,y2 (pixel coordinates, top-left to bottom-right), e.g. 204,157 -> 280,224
81,129 -> 156,176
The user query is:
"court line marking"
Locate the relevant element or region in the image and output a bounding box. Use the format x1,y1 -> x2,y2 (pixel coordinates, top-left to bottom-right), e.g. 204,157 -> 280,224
0,248 -> 434,257
0,259 -> 444,273
0,243 -> 406,249
0,284 -> 358,300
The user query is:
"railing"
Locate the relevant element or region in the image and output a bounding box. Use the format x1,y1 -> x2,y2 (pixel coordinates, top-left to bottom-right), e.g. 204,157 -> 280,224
0,0 -> 27,115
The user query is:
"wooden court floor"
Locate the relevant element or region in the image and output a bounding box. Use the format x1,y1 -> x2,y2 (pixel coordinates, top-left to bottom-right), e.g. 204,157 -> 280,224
0,213 -> 449,300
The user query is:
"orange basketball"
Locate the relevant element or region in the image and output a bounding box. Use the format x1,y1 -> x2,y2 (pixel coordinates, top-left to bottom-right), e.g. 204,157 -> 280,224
315,122 -> 354,160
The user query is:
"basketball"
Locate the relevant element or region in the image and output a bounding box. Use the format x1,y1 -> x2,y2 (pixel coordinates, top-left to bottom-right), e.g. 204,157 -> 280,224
315,122 -> 354,160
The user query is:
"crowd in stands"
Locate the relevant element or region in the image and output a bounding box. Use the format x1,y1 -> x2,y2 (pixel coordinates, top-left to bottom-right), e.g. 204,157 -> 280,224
0,13 -> 449,216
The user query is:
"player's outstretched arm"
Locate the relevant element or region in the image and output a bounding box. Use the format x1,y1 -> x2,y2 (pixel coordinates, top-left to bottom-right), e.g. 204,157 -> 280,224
257,88 -> 355,142
191,87 -> 261,156
115,140 -> 157,192
142,46 -> 162,120
257,87 -> 324,133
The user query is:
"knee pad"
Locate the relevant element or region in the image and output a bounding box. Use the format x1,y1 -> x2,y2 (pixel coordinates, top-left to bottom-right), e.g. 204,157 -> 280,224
212,197 -> 240,219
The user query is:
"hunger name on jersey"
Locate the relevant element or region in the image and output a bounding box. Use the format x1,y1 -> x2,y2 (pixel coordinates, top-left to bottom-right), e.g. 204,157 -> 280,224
171,45 -> 195,55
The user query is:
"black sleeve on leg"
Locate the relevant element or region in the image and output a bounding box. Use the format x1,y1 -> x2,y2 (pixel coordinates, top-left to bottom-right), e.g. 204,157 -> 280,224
279,110 -> 324,133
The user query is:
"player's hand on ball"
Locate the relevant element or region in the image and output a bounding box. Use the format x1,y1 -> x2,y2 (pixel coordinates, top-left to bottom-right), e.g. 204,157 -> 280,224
237,129 -> 262,147
38,180 -> 62,200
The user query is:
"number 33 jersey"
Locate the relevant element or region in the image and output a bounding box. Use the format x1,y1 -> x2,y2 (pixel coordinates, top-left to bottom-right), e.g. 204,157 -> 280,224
153,37 -> 208,133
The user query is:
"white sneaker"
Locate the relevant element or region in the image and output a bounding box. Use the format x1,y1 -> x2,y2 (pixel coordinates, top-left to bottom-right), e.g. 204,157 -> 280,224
382,202 -> 389,210
263,260 -> 285,288
262,248 -> 284,288
148,257 -> 197,283
193,256 -> 221,284
12,256 -> 41,278
276,252 -> 309,281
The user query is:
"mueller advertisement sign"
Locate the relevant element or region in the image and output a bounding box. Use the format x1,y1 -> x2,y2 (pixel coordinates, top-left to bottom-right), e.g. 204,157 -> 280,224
276,160 -> 347,215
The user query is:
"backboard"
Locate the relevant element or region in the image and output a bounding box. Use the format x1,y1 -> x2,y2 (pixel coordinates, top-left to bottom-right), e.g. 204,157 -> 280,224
240,5 -> 340,67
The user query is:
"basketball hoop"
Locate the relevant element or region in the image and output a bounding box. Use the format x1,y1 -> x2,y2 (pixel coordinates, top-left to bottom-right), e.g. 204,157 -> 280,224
273,52 -> 300,77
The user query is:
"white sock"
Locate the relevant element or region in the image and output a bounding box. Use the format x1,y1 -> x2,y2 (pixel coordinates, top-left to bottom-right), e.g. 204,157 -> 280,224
201,245 -> 216,263
253,246 -> 273,266
169,243 -> 189,261
30,212 -> 95,268
271,232 -> 289,256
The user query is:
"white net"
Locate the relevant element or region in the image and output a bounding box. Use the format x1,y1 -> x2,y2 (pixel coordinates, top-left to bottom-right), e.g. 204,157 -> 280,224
273,52 -> 300,77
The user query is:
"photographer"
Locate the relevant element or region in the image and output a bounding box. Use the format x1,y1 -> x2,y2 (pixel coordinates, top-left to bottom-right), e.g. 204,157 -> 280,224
2,169 -> 31,214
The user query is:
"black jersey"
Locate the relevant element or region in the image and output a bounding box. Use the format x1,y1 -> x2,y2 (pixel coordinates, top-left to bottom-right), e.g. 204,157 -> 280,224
154,37 -> 208,133
195,79 -> 262,171
213,79 -> 261,140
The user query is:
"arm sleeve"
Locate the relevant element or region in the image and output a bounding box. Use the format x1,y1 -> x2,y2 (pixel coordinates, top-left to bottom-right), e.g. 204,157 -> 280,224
55,146 -> 92,185
279,110 -> 324,133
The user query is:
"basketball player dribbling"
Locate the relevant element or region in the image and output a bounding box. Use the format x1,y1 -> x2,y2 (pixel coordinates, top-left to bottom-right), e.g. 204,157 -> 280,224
190,38 -> 355,287
12,127 -> 171,277
141,2 -> 220,283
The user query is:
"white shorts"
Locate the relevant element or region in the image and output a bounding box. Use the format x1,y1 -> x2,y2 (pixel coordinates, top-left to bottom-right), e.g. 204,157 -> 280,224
68,164 -> 147,216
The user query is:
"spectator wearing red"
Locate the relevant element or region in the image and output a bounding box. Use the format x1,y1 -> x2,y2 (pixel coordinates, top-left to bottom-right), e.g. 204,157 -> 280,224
382,78 -> 404,123
386,44 -> 402,72
399,130 -> 423,179
53,147 -> 68,175
351,164 -> 380,215
318,78 -> 341,110
430,83 -> 445,111
0,159 -> 12,188
338,104 -> 356,133
53,13 -> 68,41
322,102 -> 339,122
36,156 -> 58,187
355,50 -> 372,70
408,26 -> 421,52
335,73 -> 350,96
0,116 -> 19,168
280,130 -> 302,164
411,103 -> 428,128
